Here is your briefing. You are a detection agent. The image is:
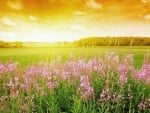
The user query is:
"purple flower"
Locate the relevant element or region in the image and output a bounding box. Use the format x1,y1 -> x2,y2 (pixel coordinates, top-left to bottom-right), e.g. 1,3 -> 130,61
118,64 -> 128,75
119,74 -> 127,85
78,75 -> 94,100
138,102 -> 146,110
0,63 -> 6,74
7,62 -> 18,72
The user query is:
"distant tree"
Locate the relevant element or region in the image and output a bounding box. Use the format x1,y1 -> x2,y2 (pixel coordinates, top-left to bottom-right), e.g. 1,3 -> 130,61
0,41 -> 23,48
0,41 -> 9,48
73,37 -> 150,46
14,42 -> 23,48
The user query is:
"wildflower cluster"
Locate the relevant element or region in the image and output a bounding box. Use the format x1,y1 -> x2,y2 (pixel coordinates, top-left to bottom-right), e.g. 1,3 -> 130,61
134,63 -> 150,85
0,52 -> 150,112
98,89 -> 121,104
138,98 -> 150,110
78,75 -> 94,100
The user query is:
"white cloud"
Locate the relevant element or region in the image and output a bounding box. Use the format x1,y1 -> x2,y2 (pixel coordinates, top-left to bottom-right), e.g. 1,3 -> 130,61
86,0 -> 103,10
1,17 -> 16,27
144,14 -> 150,20
141,0 -> 150,3
6,0 -> 23,10
28,15 -> 37,21
74,11 -> 86,16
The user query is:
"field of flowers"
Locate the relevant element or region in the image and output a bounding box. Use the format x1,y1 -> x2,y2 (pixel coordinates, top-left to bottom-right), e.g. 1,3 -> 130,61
0,48 -> 150,113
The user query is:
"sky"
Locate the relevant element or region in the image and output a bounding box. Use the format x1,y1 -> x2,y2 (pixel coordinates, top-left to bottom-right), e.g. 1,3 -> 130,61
0,0 -> 150,42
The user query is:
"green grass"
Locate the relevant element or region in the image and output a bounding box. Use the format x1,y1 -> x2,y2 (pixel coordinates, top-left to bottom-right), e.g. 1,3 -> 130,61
0,46 -> 150,113
0,46 -> 149,68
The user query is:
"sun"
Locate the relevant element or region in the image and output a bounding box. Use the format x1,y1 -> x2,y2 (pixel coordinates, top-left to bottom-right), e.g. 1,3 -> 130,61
20,29 -> 63,42
14,24 -> 78,42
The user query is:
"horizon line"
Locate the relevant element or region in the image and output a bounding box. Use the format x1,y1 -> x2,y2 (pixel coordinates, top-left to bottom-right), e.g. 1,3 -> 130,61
1,36 -> 150,43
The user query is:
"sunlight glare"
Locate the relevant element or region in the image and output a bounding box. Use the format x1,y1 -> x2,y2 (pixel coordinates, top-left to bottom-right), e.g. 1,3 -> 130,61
17,25 -> 75,42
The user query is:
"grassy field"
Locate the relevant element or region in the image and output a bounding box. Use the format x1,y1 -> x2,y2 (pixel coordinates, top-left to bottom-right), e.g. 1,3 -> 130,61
0,46 -> 149,68
0,46 -> 150,113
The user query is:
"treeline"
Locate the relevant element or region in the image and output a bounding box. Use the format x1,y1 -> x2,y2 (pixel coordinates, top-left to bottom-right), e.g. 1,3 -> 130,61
0,37 -> 150,48
0,41 -> 23,48
0,41 -> 72,48
73,37 -> 150,46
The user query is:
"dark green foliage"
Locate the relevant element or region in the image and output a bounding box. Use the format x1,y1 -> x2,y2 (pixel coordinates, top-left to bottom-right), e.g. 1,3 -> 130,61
74,37 -> 150,46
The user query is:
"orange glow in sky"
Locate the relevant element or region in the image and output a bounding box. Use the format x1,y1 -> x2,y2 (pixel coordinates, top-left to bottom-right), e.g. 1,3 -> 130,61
0,0 -> 150,42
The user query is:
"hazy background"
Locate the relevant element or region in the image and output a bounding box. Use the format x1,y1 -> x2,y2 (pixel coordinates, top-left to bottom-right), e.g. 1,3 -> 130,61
0,0 -> 150,42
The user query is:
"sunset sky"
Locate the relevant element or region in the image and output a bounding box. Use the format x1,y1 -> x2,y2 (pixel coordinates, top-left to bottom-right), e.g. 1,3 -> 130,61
0,0 -> 150,42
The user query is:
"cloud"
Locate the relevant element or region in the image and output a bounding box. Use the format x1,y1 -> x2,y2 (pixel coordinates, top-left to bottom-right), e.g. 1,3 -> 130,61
86,0 -> 103,10
141,0 -> 150,3
74,11 -> 86,16
28,15 -> 37,21
144,14 -> 150,20
6,0 -> 23,10
1,17 -> 16,27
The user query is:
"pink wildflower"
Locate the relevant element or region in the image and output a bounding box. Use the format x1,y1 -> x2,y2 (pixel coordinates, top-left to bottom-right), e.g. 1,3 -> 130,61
61,71 -> 71,80
119,74 -> 127,85
146,77 -> 150,86
78,75 -> 94,100
118,64 -> 128,75
7,62 -> 18,72
138,102 -> 146,110
10,88 -> 19,99
80,75 -> 90,87
0,96 -> 7,110
47,81 -> 57,90
20,103 -> 27,112
0,63 -> 6,74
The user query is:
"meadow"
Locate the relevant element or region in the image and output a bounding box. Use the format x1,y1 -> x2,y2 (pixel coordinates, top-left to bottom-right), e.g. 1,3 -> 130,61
0,46 -> 150,113
0,46 -> 149,67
